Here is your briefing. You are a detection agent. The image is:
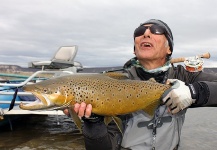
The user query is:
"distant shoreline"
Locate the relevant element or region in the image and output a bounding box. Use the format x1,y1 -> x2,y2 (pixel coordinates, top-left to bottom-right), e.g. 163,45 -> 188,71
0,64 -> 216,74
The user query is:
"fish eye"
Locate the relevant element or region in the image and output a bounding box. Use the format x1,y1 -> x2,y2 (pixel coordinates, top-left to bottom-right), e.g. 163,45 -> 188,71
43,89 -> 47,93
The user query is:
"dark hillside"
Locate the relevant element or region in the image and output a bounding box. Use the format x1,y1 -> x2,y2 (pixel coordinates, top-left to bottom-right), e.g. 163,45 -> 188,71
0,64 -> 216,74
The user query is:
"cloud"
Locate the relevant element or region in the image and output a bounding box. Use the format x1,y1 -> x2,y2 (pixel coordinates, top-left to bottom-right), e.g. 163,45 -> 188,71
0,0 -> 217,68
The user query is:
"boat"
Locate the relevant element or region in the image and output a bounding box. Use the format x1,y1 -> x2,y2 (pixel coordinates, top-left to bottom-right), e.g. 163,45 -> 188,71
0,46 -> 83,130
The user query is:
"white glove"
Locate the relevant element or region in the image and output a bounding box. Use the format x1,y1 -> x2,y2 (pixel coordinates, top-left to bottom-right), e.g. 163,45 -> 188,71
162,79 -> 195,114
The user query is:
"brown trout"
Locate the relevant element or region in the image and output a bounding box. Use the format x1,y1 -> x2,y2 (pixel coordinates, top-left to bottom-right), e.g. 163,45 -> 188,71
19,72 -> 171,132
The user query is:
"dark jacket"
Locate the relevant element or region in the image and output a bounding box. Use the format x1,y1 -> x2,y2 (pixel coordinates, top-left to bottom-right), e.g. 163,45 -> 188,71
82,65 -> 217,150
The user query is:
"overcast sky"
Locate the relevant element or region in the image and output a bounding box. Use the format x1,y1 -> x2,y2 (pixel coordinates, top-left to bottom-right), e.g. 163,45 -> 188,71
0,0 -> 217,68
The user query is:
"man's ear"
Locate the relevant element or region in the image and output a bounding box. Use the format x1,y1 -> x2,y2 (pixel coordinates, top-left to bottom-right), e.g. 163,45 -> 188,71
167,48 -> 172,55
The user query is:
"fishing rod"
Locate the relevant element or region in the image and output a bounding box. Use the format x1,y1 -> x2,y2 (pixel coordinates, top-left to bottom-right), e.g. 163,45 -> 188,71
170,52 -> 211,72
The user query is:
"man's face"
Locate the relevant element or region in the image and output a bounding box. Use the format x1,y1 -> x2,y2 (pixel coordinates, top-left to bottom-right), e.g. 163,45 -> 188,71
134,24 -> 171,63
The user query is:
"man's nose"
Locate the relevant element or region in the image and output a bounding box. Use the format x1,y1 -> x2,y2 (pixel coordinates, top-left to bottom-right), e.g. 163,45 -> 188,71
143,28 -> 151,37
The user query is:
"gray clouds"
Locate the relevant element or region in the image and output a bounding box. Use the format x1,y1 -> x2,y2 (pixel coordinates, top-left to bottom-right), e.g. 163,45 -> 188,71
0,0 -> 217,67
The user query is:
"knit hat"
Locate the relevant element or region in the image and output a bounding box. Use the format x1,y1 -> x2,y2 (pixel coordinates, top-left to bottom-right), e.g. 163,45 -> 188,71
134,19 -> 174,55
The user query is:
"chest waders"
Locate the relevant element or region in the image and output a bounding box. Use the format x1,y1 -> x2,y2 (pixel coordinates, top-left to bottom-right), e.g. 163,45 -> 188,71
125,67 -> 181,150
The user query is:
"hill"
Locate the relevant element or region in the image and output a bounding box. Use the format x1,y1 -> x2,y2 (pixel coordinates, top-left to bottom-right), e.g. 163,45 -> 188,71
0,64 -> 216,74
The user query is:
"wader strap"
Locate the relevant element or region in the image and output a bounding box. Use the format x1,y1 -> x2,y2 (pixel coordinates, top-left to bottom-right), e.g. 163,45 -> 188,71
137,116 -> 172,128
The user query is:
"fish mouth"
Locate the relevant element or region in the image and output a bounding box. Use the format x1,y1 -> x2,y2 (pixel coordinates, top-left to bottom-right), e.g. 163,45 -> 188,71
19,92 -> 54,110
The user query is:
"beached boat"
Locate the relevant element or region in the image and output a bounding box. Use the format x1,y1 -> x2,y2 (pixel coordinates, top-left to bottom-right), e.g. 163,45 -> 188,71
0,46 -> 83,129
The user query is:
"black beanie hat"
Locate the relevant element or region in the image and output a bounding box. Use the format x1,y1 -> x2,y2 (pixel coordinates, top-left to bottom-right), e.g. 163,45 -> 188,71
134,19 -> 174,56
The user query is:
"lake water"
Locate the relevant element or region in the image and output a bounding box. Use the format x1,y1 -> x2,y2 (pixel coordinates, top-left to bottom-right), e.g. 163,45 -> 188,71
1,107 -> 217,150
0,115 -> 85,150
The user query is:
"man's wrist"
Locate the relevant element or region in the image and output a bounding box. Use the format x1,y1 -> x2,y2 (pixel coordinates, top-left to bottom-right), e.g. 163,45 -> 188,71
188,83 -> 197,102
82,113 -> 104,123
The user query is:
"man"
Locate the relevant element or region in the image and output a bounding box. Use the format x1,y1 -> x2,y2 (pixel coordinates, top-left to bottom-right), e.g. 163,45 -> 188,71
64,19 -> 217,150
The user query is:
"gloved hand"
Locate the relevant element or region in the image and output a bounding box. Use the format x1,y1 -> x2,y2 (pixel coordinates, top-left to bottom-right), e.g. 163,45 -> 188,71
162,79 -> 196,114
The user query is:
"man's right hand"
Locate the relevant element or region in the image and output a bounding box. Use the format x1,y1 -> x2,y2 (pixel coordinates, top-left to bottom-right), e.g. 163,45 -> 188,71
63,102 -> 93,118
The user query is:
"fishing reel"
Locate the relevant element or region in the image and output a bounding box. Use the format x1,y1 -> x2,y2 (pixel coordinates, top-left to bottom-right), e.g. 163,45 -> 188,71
170,52 -> 211,72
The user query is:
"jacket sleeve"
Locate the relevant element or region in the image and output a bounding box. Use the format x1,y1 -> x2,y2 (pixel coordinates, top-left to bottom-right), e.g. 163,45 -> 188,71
190,71 -> 217,107
82,119 -> 122,150
169,65 -> 217,107
190,81 -> 217,107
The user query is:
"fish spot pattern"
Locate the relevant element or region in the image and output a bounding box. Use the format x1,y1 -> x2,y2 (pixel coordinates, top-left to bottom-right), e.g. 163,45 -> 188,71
22,74 -> 171,116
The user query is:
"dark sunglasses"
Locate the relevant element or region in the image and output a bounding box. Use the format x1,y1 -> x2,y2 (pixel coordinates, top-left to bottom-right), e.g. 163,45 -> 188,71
134,24 -> 166,37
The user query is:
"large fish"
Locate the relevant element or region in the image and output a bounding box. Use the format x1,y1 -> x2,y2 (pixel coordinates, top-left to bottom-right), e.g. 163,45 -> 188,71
19,72 -> 171,132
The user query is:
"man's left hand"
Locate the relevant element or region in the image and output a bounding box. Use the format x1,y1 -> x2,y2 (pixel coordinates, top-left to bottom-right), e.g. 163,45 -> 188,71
162,79 -> 195,114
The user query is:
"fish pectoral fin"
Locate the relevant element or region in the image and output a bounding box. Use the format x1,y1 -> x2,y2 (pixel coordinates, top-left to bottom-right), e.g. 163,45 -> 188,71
68,107 -> 82,133
104,116 -> 123,135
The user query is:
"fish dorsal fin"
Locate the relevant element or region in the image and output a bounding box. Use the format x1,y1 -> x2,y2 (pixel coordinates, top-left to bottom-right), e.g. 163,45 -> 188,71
104,72 -> 129,80
148,78 -> 157,83
68,107 -> 82,133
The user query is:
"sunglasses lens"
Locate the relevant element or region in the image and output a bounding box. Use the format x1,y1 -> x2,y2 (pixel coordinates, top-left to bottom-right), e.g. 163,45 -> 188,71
134,26 -> 147,37
134,25 -> 165,37
150,25 -> 165,35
